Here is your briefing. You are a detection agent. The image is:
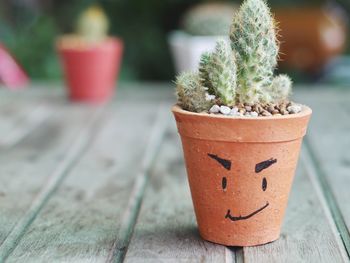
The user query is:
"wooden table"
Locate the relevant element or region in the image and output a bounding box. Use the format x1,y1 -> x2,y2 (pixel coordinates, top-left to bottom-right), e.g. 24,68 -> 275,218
0,83 -> 349,262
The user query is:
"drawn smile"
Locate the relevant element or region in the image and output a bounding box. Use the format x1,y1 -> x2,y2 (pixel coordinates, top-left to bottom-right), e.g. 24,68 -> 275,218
225,202 -> 269,221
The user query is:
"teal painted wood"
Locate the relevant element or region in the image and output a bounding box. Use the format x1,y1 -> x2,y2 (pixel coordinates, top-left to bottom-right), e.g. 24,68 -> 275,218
108,106 -> 170,263
294,87 -> 350,256
0,101 -> 101,261
0,104 -> 52,147
6,101 -> 169,262
0,84 -> 348,262
0,99 -> 31,138
124,122 -> 231,263
0,94 -> 52,147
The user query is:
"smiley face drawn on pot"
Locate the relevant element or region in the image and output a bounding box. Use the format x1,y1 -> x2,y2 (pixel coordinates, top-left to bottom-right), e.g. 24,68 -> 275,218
208,154 -> 277,222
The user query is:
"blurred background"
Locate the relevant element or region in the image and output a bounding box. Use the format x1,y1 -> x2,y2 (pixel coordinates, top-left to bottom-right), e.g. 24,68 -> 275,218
0,0 -> 350,85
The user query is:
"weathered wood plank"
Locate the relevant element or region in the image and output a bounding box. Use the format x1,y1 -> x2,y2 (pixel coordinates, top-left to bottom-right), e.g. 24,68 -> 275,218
0,102 -> 101,261
294,87 -> 350,254
0,85 -> 62,100
0,80 -> 170,147
124,121 -> 231,263
109,107 -> 170,263
0,104 -> 52,147
0,90 -> 55,147
1,81 -> 173,103
1,84 -> 348,262
6,102 -> 169,262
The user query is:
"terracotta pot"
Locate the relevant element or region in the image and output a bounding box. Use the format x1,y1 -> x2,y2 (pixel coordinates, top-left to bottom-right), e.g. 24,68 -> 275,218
57,36 -> 123,103
275,7 -> 347,73
172,105 -> 312,246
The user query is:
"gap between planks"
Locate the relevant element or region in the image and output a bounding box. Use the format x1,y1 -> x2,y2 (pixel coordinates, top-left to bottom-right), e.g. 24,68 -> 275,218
107,105 -> 170,263
0,105 -> 106,262
302,138 -> 350,261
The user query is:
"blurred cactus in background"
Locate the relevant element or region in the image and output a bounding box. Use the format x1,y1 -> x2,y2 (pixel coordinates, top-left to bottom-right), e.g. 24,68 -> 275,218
57,5 -> 111,50
76,5 -> 109,43
182,3 -> 237,36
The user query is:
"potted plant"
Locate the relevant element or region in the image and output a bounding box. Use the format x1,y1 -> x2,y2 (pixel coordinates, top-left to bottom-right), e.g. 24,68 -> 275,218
172,0 -> 312,247
57,5 -> 123,103
168,2 -> 236,74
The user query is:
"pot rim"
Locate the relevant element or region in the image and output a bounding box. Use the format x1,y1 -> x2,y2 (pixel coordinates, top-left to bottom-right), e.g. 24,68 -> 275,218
172,104 -> 312,142
172,104 -> 312,121
56,35 -> 123,52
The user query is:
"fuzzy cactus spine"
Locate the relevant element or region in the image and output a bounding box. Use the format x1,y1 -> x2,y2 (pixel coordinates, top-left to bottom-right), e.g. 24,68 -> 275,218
175,0 -> 294,113
207,39 -> 237,106
76,5 -> 109,43
176,72 -> 213,113
266,74 -> 292,103
230,0 -> 279,104
199,52 -> 214,94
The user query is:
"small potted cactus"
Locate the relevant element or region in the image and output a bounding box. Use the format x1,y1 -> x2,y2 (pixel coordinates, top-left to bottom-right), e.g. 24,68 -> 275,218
172,0 -> 312,247
57,5 -> 123,103
168,2 -> 237,73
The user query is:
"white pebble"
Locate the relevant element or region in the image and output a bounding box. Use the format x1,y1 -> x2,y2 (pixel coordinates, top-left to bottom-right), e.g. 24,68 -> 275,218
287,104 -> 302,114
244,112 -> 251,117
206,94 -> 216,101
209,105 -> 220,114
230,107 -> 239,116
251,111 -> 258,117
220,106 -> 231,115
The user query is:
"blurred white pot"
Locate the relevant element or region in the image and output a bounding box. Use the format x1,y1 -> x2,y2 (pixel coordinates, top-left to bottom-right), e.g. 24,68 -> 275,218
168,31 -> 228,74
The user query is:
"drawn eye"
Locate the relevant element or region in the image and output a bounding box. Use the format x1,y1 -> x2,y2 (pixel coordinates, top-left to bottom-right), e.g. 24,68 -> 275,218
222,177 -> 227,191
262,177 -> 267,191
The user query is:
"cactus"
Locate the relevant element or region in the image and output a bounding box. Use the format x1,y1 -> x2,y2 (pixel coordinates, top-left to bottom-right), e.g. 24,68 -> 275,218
199,52 -> 214,94
176,0 -> 294,113
265,74 -> 292,103
230,0 -> 279,104
207,40 -> 236,106
182,3 -> 237,36
198,40 -> 237,106
76,5 -> 109,43
176,72 -> 213,113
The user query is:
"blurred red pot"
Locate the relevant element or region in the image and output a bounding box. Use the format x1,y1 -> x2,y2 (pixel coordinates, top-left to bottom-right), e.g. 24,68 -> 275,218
57,36 -> 123,103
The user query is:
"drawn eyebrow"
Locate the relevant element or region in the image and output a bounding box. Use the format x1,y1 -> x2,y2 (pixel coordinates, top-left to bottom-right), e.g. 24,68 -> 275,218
208,154 -> 231,170
255,158 -> 277,173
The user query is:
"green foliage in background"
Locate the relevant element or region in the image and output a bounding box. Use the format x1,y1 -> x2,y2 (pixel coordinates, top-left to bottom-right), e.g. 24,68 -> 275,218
0,0 -> 339,81
0,8 -> 60,79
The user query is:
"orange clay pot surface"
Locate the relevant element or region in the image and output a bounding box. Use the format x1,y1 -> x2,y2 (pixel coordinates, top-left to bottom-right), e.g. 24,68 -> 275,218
57,36 -> 123,103
275,8 -> 347,73
172,105 -> 312,246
